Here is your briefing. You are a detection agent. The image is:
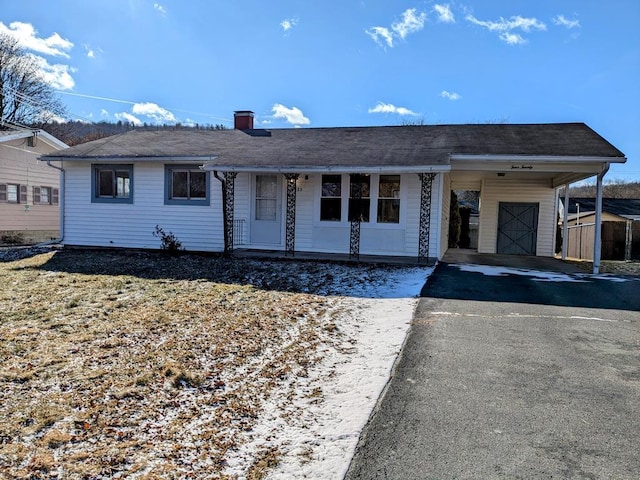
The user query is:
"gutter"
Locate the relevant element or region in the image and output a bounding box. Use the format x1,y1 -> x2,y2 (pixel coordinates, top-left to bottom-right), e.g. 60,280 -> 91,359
38,159 -> 65,246
199,164 -> 450,174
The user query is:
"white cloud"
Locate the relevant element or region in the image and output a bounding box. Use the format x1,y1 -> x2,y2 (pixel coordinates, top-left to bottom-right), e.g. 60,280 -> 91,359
368,102 -> 418,116
153,3 -> 167,15
366,8 -> 427,48
465,14 -> 546,44
28,54 -> 76,90
132,102 -> 177,123
280,18 -> 299,32
365,26 -> 395,48
0,21 -> 73,57
434,4 -> 455,23
553,15 -> 580,29
441,91 -> 462,101
115,112 -> 143,126
100,109 -> 110,119
272,104 -> 310,126
392,8 -> 427,39
500,32 -> 526,45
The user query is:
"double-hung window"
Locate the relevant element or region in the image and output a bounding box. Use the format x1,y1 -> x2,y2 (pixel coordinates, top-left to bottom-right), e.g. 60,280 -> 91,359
348,174 -> 371,222
377,175 -> 401,223
320,174 -> 342,221
92,165 -> 133,203
165,166 -> 209,205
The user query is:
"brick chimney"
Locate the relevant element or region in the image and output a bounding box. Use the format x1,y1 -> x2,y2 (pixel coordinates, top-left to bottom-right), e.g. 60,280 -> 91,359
234,110 -> 254,130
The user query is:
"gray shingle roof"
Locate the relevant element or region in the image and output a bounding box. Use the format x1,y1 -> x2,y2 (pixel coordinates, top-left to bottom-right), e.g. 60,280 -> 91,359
42,123 -> 625,169
564,198 -> 640,217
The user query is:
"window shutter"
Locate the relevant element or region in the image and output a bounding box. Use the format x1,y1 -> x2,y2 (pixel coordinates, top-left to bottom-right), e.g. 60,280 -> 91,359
33,186 -> 41,204
19,185 -> 28,203
0,184 -> 6,202
52,188 -> 59,205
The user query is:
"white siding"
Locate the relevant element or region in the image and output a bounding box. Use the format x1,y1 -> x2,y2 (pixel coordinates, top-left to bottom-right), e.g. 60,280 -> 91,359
293,173 -> 314,251
478,177 -> 556,256
276,172 -> 442,258
64,162 -> 224,252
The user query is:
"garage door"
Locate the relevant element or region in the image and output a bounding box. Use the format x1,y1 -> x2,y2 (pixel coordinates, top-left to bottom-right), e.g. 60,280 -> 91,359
497,202 -> 539,255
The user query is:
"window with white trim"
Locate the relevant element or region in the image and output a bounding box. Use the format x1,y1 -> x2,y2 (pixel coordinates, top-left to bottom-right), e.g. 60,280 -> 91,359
348,174 -> 371,222
320,174 -> 342,221
377,175 -> 401,223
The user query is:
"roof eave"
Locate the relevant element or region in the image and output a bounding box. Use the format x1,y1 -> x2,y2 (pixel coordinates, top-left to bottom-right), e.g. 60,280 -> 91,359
450,154 -> 627,164
200,164 -> 451,174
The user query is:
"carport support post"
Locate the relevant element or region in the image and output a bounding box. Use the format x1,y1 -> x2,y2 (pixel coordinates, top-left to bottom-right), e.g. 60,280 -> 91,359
562,185 -> 570,260
593,164 -> 609,274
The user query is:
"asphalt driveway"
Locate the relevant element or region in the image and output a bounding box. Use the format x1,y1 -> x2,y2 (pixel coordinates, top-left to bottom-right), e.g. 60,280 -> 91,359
345,257 -> 640,479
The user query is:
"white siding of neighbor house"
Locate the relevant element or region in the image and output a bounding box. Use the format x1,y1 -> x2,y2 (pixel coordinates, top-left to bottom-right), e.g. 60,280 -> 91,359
0,138 -> 61,240
478,177 -> 556,256
439,173 -> 451,258
63,162 -> 224,251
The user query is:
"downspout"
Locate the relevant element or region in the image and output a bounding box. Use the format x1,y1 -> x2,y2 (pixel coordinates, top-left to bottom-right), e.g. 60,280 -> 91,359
38,159 -> 65,246
593,163 -> 610,274
212,171 -> 229,255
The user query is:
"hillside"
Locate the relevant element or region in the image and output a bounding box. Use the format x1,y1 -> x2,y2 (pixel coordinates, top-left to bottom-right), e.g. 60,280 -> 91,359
35,121 -> 227,146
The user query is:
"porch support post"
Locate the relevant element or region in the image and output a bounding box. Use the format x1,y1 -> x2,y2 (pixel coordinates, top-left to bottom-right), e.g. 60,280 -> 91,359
418,173 -> 436,263
284,173 -> 299,256
593,164 -> 609,274
349,173 -> 362,260
223,171 -> 237,255
562,184 -> 570,260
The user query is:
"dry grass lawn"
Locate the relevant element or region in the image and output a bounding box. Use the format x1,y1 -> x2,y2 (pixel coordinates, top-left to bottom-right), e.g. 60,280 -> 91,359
0,249 -> 389,479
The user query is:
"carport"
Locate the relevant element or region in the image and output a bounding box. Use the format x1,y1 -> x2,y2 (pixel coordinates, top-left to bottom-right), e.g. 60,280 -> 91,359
444,141 -> 626,273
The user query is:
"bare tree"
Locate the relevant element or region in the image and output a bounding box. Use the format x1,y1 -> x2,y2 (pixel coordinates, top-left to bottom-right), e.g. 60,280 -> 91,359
0,33 -> 66,127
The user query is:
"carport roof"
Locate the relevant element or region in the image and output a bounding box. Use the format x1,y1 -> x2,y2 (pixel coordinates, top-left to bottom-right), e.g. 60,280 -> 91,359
41,122 -> 625,172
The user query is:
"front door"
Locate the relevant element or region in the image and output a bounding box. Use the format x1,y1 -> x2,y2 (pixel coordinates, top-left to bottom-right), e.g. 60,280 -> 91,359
250,174 -> 282,245
497,202 -> 539,255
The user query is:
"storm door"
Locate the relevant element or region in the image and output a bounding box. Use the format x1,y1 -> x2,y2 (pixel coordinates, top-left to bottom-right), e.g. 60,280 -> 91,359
250,174 -> 282,245
496,202 -> 539,255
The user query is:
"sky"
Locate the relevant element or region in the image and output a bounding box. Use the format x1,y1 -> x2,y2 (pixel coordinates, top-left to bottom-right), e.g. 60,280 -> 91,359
1,0 -> 639,180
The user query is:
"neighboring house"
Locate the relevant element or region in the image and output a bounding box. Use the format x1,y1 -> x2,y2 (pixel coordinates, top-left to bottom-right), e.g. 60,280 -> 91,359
0,128 -> 68,244
559,197 -> 640,260
40,112 -> 626,267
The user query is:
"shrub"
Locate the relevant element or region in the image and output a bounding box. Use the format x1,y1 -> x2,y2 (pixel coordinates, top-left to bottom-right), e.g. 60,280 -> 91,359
153,225 -> 183,255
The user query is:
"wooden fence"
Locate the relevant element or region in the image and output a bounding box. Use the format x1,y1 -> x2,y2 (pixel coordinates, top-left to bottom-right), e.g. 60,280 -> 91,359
566,220 -> 638,261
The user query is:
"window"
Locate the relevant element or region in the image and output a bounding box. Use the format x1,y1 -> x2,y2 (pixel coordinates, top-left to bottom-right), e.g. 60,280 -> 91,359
255,174 -> 277,220
165,166 -> 209,205
320,174 -> 342,221
348,174 -> 370,222
7,184 -> 19,203
377,175 -> 401,223
34,186 -> 51,205
92,165 -> 133,203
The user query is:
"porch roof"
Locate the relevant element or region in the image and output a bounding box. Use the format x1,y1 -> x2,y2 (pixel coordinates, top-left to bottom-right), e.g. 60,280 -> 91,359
41,123 -> 625,173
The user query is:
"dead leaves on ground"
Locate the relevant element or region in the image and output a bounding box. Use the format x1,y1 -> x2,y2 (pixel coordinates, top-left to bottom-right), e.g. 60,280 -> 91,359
0,250 -> 347,479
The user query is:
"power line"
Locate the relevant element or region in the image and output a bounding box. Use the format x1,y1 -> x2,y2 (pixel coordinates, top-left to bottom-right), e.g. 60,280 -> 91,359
55,90 -> 232,123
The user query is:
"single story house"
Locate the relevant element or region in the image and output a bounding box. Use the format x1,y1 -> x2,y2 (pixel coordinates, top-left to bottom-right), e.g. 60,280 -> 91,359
41,112 -> 626,270
1,128 -> 68,244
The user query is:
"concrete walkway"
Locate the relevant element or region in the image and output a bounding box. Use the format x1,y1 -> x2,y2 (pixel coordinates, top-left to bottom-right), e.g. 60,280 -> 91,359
345,254 -> 640,479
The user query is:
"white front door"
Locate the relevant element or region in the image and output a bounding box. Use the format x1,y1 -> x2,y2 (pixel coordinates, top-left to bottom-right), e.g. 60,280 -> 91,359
250,174 -> 282,245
